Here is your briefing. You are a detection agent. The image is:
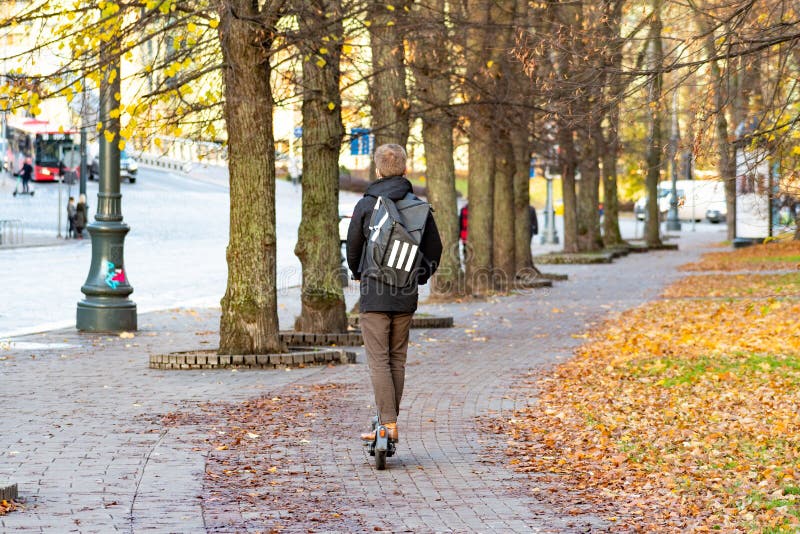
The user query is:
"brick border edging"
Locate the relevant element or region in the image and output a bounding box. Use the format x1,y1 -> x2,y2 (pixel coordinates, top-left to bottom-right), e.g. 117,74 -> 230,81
626,241 -> 680,252
533,252 -> 615,264
604,246 -> 631,258
347,314 -> 454,329
510,279 -> 553,290
538,272 -> 569,281
149,348 -> 356,370
280,331 -> 363,346
0,482 -> 17,501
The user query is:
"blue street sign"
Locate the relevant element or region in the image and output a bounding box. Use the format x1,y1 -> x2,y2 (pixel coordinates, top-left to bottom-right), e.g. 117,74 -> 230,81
293,126 -> 302,138
350,128 -> 371,156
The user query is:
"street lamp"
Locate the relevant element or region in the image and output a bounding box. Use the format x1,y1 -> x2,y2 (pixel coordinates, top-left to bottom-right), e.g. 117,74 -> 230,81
79,71 -> 88,198
76,51 -> 136,332
666,91 -> 682,232
540,163 -> 559,245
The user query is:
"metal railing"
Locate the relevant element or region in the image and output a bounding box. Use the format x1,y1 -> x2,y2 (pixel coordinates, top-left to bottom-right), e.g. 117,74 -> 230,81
0,219 -> 23,245
132,136 -> 227,167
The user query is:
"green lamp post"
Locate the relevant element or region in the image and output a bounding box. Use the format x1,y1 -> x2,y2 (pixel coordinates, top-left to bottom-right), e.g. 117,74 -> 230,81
76,53 -> 136,332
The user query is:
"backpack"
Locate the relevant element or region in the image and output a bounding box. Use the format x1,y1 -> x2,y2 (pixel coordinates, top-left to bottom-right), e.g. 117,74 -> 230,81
360,192 -> 431,288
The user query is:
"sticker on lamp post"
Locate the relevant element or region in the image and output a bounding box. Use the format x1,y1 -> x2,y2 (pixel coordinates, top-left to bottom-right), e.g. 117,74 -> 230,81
105,261 -> 126,289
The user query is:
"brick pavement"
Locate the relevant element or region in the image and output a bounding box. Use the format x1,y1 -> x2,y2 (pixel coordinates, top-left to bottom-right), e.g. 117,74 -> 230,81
0,231 -> 721,533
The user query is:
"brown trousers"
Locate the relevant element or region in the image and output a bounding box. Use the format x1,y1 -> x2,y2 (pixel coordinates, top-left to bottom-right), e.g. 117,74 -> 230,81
360,312 -> 414,424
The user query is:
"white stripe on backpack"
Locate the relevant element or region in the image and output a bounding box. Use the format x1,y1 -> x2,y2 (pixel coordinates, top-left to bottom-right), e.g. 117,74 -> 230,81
395,242 -> 410,269
386,239 -> 401,268
402,244 -> 418,272
384,239 -> 419,272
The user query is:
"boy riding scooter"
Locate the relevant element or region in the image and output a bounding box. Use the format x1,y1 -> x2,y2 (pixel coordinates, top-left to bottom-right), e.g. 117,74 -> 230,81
346,143 -> 442,469
13,157 -> 34,197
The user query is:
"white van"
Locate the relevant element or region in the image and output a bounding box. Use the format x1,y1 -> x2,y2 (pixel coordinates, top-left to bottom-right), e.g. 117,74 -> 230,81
635,180 -> 726,222
677,180 -> 727,222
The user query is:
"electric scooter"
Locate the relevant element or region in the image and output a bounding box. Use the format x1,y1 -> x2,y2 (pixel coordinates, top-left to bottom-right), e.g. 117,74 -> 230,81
12,175 -> 34,197
363,414 -> 396,470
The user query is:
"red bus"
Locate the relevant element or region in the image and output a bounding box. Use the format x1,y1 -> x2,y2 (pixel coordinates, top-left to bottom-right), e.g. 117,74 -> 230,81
5,117 -> 80,182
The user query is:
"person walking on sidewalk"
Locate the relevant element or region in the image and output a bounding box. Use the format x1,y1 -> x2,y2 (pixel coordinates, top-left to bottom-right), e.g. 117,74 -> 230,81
346,143 -> 442,443
67,196 -> 77,238
19,156 -> 33,193
75,194 -> 88,238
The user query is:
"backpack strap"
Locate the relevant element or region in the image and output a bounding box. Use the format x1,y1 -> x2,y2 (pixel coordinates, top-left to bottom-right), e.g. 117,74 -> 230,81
367,196 -> 389,243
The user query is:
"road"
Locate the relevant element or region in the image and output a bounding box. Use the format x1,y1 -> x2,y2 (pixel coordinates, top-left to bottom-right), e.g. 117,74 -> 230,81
0,165 -> 726,338
0,165 -> 364,338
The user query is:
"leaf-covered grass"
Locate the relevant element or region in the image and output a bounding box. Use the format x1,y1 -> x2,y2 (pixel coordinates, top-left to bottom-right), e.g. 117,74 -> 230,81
0,499 -> 19,516
681,240 -> 800,272
498,244 -> 800,532
663,272 -> 800,298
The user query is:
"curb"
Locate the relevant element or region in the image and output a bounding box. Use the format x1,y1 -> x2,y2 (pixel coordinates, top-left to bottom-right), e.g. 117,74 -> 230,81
137,154 -> 194,174
533,252 -> 615,264
0,240 -> 70,250
149,347 -> 356,370
511,279 -> 553,290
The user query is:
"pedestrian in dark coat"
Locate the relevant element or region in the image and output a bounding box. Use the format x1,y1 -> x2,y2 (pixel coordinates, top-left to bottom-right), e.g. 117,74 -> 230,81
458,203 -> 469,259
19,157 -> 33,193
67,196 -> 77,238
529,205 -> 538,240
75,194 -> 88,238
346,143 -> 442,443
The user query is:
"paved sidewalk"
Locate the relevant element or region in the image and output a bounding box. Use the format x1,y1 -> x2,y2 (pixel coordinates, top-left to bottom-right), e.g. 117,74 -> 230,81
1,231 -> 721,533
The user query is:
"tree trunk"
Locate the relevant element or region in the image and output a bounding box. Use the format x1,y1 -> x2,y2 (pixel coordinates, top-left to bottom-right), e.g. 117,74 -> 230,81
423,118 -> 462,298
464,0 -> 493,295
644,3 -> 664,248
368,0 -> 410,150
412,0 -> 463,299
696,9 -> 736,241
488,0 -> 517,287
294,0 -> 347,333
511,130 -> 534,274
576,127 -> 602,252
493,134 -> 516,288
466,122 -> 495,294
601,2 -> 625,247
559,125 -> 579,253
507,0 -> 536,275
602,100 -> 624,246
218,1 -> 282,354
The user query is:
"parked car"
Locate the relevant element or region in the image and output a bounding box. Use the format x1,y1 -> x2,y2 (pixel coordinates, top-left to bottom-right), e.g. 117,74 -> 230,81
634,187 -> 673,220
338,201 -> 358,243
703,185 -> 727,223
705,208 -> 726,223
636,180 -> 726,222
88,150 -> 138,183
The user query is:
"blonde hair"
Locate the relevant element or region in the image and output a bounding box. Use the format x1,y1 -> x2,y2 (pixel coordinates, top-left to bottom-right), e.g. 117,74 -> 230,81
374,144 -> 407,177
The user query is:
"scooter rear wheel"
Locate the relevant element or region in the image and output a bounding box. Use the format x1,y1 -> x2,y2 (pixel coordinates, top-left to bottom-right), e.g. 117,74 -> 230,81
375,449 -> 387,470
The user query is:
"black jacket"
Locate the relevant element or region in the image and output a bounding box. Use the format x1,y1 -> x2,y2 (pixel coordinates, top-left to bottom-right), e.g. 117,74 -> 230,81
346,176 -> 442,313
